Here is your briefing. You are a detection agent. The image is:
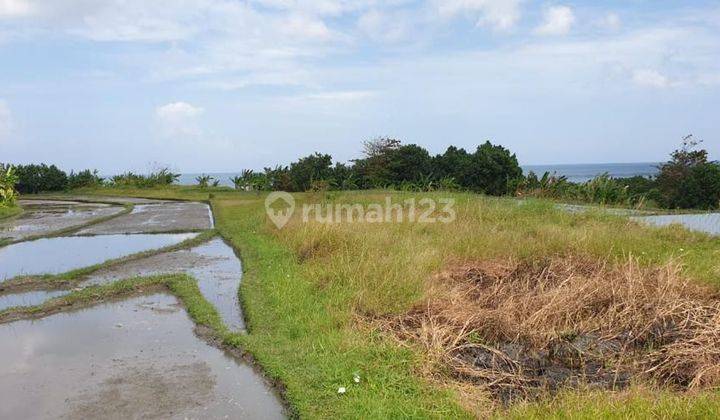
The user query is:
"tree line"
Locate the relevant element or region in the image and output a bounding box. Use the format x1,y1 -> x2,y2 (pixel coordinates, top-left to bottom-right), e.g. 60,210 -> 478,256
3,135 -> 719,210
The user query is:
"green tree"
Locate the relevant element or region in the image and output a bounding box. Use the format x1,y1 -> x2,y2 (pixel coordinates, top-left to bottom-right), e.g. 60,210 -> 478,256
657,135 -> 720,209
288,153 -> 333,191
14,164 -> 68,193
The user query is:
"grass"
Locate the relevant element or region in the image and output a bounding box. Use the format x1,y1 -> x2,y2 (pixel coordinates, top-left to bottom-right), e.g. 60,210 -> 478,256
0,205 -> 22,220
69,187 -> 720,418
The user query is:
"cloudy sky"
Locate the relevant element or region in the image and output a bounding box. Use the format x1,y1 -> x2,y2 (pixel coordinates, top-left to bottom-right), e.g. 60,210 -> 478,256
1,0 -> 718,173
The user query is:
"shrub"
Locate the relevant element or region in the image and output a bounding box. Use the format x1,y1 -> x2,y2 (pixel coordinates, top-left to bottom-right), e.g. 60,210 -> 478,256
14,164 -> 68,193
657,135 -> 720,209
0,164 -> 19,206
68,169 -> 104,189
109,168 -> 179,188
195,174 -> 214,188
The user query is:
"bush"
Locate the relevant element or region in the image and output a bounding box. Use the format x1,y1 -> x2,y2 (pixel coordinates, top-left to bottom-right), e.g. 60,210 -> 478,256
68,169 -> 104,189
657,135 -> 720,209
0,164 -> 19,206
109,168 -> 179,188
14,164 -> 68,193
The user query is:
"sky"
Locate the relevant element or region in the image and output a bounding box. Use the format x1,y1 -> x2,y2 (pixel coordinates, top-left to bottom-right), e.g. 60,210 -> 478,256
0,0 -> 719,173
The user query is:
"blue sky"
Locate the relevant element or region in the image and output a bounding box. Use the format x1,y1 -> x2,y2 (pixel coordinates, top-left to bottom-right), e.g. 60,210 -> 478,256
1,0 -> 718,173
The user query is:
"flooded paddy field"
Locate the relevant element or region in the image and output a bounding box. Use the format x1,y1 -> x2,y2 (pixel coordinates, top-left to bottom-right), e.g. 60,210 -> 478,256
83,238 -> 245,330
0,200 -> 125,242
633,213 -> 720,236
0,197 -> 285,418
0,233 -> 198,280
76,201 -> 213,235
0,294 -> 284,419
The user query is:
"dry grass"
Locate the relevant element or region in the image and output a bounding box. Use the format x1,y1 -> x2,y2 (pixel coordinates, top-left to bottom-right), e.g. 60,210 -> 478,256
378,255 -> 720,406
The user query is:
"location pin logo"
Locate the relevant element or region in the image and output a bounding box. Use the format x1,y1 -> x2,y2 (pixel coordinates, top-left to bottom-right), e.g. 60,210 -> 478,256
265,191 -> 295,229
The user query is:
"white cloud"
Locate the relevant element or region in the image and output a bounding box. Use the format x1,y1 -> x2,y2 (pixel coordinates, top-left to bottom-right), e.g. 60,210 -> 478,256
155,101 -> 204,137
301,90 -> 376,101
0,100 -> 10,139
434,0 -> 521,31
597,12 -> 621,31
0,0 -> 33,18
357,9 -> 407,42
632,69 -> 670,88
280,13 -> 332,40
535,5 -> 575,36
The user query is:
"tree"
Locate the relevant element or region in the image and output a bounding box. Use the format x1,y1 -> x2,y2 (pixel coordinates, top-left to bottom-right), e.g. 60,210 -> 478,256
385,144 -> 433,185
657,135 -> 720,209
434,142 -> 522,195
354,137 -> 402,188
288,153 -> 333,192
14,164 -> 68,193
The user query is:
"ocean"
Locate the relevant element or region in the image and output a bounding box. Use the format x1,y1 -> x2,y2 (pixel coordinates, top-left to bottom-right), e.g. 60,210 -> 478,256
520,162 -> 659,183
178,162 -> 660,187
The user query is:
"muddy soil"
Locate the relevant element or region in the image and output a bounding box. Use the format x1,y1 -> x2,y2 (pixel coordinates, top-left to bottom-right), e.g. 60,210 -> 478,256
83,238 -> 245,330
0,233 -> 198,280
0,294 -> 285,419
76,202 -> 213,234
0,200 -> 124,241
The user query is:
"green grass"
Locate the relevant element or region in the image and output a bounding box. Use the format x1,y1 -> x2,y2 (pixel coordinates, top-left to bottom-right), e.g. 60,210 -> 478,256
73,187 -> 720,418
0,205 -> 22,220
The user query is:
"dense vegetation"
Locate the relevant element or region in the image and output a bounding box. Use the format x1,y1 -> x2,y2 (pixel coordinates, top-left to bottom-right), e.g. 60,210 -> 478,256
3,163 -> 180,192
0,164 -> 19,208
232,138 -> 522,195
5,135 -> 718,209
518,136 -> 720,209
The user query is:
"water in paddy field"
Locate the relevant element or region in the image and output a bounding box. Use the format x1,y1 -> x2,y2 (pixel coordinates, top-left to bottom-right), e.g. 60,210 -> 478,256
82,238 -> 246,331
0,233 -> 198,280
522,162 -> 660,183
633,213 -> 720,236
0,290 -> 67,311
0,294 -> 285,419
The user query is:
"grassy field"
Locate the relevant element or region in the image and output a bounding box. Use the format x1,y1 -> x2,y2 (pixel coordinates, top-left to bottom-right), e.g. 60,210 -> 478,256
72,186 -> 720,418
0,205 -> 22,220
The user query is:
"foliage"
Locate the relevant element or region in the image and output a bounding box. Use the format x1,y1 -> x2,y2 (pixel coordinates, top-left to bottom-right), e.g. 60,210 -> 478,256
657,135 -> 720,209
516,136 -> 719,209
13,163 -> 68,193
195,174 -> 215,188
109,168 -> 179,188
0,164 -> 19,206
287,152 -> 334,192
230,169 -> 254,190
67,169 -> 104,189
431,142 -> 523,195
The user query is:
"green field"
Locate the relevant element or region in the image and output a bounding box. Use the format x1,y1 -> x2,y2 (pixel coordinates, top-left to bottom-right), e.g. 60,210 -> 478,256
67,186 -> 720,418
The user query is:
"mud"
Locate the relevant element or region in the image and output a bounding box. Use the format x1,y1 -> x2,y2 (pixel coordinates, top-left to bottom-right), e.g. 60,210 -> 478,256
0,200 -> 124,241
76,202 -> 213,234
633,213 -> 720,236
0,233 -> 198,280
83,238 -> 245,330
0,294 -> 285,419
